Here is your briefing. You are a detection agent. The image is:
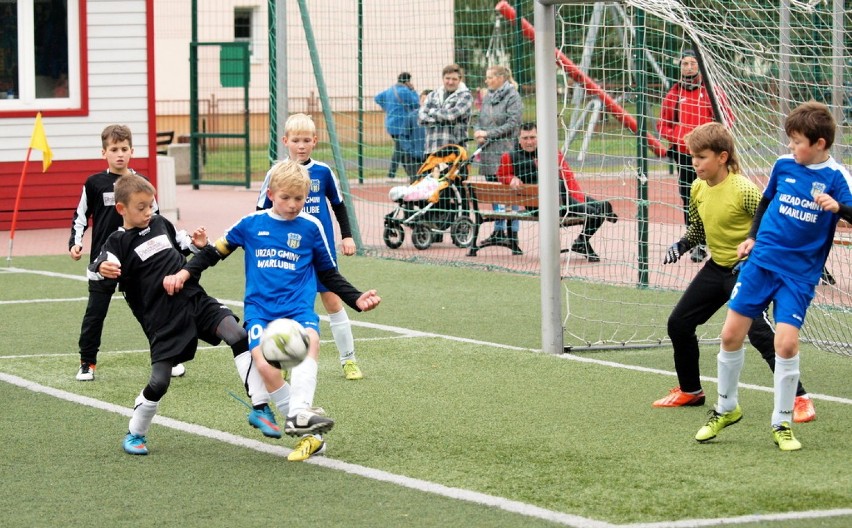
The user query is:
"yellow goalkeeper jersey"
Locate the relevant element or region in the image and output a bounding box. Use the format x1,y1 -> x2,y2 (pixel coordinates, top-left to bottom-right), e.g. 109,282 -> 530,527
688,172 -> 762,268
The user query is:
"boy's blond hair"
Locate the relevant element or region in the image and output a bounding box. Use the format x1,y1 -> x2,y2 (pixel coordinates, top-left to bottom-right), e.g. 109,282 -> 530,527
785,101 -> 835,149
284,113 -> 317,137
102,124 -> 133,148
267,159 -> 310,194
685,122 -> 741,174
114,174 -> 155,205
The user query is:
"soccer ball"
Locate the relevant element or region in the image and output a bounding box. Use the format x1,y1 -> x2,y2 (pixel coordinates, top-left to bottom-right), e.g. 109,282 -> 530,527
260,318 -> 310,369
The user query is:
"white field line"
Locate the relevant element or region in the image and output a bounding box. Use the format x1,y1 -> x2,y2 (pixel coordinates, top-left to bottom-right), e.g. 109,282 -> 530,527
2,266 -> 852,527
2,371 -> 850,528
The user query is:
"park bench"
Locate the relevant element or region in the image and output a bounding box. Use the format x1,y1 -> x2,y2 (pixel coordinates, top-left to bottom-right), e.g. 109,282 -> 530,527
464,181 -> 584,256
156,130 -> 175,155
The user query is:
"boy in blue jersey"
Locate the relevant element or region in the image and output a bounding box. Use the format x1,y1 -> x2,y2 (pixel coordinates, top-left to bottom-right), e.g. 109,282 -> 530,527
193,160 -> 381,461
257,114 -> 365,382
695,101 -> 852,450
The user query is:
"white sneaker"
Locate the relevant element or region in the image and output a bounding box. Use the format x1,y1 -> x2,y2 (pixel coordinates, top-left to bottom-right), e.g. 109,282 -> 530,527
284,409 -> 335,437
171,363 -> 186,377
76,362 -> 95,381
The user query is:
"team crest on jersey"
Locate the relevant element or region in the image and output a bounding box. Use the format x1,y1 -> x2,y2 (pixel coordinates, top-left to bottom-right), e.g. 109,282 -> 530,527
310,179 -> 320,193
810,182 -> 826,199
287,233 -> 302,249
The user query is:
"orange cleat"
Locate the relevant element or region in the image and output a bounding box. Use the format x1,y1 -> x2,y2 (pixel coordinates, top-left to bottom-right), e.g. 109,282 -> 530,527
653,387 -> 706,407
793,396 -> 816,423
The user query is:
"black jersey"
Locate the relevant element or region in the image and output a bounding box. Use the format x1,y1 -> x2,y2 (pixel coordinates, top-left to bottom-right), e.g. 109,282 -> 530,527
69,169 -> 157,262
87,215 -> 230,362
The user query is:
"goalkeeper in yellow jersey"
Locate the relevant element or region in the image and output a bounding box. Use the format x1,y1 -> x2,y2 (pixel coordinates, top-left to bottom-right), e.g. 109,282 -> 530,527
654,122 -> 815,424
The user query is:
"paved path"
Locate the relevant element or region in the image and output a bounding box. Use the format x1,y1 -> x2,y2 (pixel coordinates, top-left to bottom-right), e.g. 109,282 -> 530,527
2,184 -> 260,259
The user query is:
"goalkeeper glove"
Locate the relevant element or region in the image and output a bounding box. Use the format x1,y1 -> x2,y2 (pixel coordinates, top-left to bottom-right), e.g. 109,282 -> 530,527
663,240 -> 689,264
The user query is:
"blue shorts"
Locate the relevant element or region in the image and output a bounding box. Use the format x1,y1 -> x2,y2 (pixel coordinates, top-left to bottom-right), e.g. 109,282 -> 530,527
246,311 -> 320,350
728,262 -> 815,328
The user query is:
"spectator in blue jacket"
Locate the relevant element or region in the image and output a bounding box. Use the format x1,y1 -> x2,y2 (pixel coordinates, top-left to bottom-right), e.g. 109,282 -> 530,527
375,72 -> 419,179
399,89 -> 431,181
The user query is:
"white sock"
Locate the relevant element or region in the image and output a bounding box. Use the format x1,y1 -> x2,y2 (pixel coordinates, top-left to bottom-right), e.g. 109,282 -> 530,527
329,308 -> 356,363
269,383 -> 291,419
128,391 -> 159,436
234,351 -> 269,406
772,355 -> 800,426
716,346 -> 745,413
289,356 -> 318,417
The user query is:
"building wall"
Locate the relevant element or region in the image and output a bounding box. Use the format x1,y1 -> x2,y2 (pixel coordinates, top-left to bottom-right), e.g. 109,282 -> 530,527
0,0 -> 154,231
153,0 -> 454,142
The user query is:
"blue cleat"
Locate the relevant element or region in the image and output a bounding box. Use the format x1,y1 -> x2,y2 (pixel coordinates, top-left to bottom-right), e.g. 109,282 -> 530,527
123,432 -> 149,455
248,404 -> 281,438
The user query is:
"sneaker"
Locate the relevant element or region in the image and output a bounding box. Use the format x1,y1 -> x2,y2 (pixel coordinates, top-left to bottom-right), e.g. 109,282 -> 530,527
248,404 -> 282,438
570,240 -> 600,263
690,245 -> 707,263
772,422 -> 802,451
343,360 -> 364,380
171,363 -> 186,377
695,404 -> 743,442
287,435 -> 326,462
76,362 -> 95,381
481,230 -> 507,246
820,268 -> 836,286
284,409 -> 335,437
793,396 -> 816,423
123,432 -> 149,455
652,387 -> 706,407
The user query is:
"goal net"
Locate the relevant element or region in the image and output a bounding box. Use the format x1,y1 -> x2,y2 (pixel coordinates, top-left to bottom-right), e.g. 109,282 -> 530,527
542,0 -> 852,354
180,1 -> 851,355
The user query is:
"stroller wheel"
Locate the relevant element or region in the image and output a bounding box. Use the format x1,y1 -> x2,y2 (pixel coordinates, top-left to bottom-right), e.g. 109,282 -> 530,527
450,218 -> 475,248
383,225 -> 405,249
411,224 -> 433,250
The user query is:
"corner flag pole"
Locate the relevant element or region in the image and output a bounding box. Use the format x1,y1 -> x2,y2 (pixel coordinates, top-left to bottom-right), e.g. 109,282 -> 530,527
7,150 -> 33,263
8,112 -> 53,263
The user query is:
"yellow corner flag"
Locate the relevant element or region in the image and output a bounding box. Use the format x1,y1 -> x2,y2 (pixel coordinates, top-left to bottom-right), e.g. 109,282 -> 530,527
30,112 -> 53,172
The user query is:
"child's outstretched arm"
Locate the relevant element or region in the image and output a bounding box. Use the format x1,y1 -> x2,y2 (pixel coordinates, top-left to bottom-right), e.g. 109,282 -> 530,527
191,226 -> 208,248
330,201 -> 356,256
316,267 -> 380,312
814,193 -> 852,223
356,290 -> 381,312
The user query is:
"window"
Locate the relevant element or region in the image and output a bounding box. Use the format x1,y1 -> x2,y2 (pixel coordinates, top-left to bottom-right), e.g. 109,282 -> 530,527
234,6 -> 263,62
234,8 -> 252,54
0,0 -> 81,112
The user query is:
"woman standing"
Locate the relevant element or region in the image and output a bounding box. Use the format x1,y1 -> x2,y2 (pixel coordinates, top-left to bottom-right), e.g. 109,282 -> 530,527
473,65 -> 523,247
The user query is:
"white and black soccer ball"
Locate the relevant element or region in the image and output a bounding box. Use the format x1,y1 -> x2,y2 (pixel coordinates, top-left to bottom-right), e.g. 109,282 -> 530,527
260,318 -> 310,369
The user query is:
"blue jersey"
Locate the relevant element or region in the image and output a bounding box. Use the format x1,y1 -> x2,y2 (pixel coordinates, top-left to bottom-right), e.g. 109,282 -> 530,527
750,154 -> 852,284
221,209 -> 337,322
256,158 -> 344,260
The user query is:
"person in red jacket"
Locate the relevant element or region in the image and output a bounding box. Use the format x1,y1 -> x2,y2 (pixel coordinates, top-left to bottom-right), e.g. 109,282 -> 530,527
495,122 -> 617,260
657,49 -> 734,263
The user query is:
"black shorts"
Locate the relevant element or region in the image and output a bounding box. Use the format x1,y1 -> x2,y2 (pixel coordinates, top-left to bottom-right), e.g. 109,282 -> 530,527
148,289 -> 236,364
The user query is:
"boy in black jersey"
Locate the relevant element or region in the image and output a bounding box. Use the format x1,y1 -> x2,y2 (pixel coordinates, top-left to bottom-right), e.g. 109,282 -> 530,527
89,174 -> 260,455
69,125 -> 184,380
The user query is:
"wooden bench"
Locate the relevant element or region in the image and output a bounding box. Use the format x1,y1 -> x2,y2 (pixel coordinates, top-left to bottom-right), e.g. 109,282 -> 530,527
156,130 -> 175,156
464,181 -> 584,256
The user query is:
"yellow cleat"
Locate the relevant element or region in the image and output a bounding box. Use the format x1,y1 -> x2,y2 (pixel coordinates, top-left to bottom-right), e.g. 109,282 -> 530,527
287,435 -> 326,461
343,360 -> 364,380
695,405 -> 743,442
773,422 -> 802,451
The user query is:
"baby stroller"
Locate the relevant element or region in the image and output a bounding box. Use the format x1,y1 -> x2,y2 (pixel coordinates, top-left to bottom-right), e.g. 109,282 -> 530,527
383,143 -> 479,250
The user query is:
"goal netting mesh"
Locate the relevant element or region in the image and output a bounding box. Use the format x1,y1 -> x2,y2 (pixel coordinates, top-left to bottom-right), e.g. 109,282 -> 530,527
543,0 -> 852,354
176,0 -> 851,355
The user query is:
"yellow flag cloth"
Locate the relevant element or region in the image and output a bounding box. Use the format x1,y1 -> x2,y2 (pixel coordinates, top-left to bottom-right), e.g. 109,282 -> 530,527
29,112 -> 53,172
